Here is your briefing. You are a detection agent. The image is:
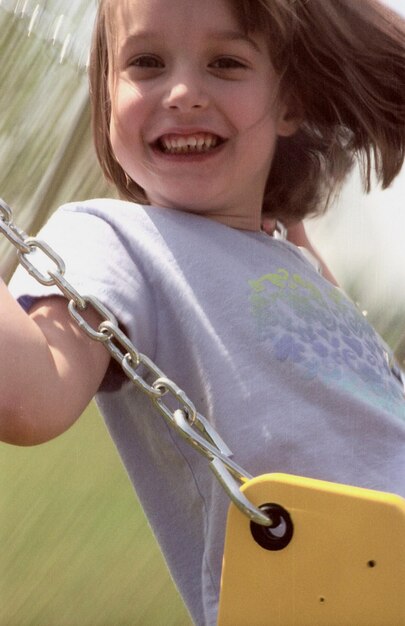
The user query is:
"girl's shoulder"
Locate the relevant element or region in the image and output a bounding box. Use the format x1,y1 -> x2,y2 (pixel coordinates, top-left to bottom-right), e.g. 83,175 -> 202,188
55,198 -> 202,234
55,197 -> 147,222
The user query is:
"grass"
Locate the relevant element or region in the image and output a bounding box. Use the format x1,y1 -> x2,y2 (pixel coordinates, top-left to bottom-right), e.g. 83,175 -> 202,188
0,403 -> 192,626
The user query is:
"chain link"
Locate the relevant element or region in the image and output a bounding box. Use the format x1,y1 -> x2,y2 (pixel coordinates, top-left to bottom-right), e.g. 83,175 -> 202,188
0,198 -> 12,222
0,198 -> 272,526
0,200 -> 31,254
48,270 -> 87,310
68,295 -> 117,341
153,377 -> 198,425
99,320 -> 141,368
17,238 -> 66,286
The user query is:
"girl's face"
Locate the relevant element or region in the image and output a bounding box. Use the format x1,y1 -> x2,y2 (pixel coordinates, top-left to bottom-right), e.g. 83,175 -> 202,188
109,0 -> 298,230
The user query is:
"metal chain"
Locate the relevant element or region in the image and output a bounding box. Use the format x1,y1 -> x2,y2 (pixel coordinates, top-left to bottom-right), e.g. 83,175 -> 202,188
0,198 -> 272,526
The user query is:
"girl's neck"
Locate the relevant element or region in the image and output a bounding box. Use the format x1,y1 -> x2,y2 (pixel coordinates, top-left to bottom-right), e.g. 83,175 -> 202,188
203,211 -> 262,232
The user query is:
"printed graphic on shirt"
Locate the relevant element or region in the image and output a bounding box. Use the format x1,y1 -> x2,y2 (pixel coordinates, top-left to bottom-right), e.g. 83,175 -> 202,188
249,268 -> 405,418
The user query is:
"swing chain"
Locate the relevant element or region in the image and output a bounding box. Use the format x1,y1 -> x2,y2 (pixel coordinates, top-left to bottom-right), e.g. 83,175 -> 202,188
0,200 -> 31,254
0,199 -> 272,527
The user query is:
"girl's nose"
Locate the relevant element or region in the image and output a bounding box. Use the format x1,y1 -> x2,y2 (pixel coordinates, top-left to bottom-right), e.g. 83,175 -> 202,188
163,73 -> 209,111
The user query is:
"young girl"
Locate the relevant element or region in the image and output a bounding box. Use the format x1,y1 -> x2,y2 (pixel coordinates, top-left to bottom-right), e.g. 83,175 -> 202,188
2,0 -> 405,624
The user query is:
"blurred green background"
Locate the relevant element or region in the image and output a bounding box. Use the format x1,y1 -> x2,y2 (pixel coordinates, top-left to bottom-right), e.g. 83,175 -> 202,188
0,2 -> 404,625
0,405 -> 191,626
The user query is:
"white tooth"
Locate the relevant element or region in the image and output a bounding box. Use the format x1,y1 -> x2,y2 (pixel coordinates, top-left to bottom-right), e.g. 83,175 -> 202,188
160,133 -> 220,153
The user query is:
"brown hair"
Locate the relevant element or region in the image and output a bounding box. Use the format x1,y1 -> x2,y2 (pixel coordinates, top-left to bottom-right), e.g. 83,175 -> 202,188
89,0 -> 405,222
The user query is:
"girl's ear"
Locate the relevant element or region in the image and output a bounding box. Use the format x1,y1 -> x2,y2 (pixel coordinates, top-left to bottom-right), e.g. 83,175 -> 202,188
277,95 -> 303,137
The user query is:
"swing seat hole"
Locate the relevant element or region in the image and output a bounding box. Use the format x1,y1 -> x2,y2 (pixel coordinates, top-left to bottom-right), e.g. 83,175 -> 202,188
250,503 -> 294,551
367,560 -> 377,568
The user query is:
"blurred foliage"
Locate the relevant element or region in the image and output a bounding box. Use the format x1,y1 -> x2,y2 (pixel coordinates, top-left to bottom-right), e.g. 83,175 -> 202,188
0,404 -> 191,626
0,5 -> 113,280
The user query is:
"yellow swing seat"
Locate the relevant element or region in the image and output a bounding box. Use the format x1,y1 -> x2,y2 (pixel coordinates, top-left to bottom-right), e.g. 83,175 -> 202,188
218,473 -> 405,626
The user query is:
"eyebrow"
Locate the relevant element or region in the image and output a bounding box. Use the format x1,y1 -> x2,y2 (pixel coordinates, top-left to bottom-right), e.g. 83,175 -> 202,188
119,29 -> 262,55
211,30 -> 262,53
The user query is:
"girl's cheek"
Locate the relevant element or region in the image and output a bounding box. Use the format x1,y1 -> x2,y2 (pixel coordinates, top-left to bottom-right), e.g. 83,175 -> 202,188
111,93 -> 134,126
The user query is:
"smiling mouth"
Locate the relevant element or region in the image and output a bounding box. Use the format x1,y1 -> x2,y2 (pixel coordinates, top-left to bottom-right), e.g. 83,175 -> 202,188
155,132 -> 225,155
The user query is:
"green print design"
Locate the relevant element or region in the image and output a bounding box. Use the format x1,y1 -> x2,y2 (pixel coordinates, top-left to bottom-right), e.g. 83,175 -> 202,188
249,268 -> 405,419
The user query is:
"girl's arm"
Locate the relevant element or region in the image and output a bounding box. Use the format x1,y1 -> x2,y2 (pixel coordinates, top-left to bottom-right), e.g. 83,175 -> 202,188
286,222 -> 338,286
0,281 -> 110,446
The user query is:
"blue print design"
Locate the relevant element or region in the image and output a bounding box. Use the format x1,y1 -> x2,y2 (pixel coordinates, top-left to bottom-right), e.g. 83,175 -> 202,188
249,269 -> 405,417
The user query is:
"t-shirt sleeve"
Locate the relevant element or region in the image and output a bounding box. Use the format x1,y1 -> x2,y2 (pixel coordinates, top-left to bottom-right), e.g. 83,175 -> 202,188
8,202 -> 156,390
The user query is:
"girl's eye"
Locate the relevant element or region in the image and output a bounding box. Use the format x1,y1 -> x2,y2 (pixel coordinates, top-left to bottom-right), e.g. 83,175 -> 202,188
210,57 -> 247,70
131,55 -> 164,69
